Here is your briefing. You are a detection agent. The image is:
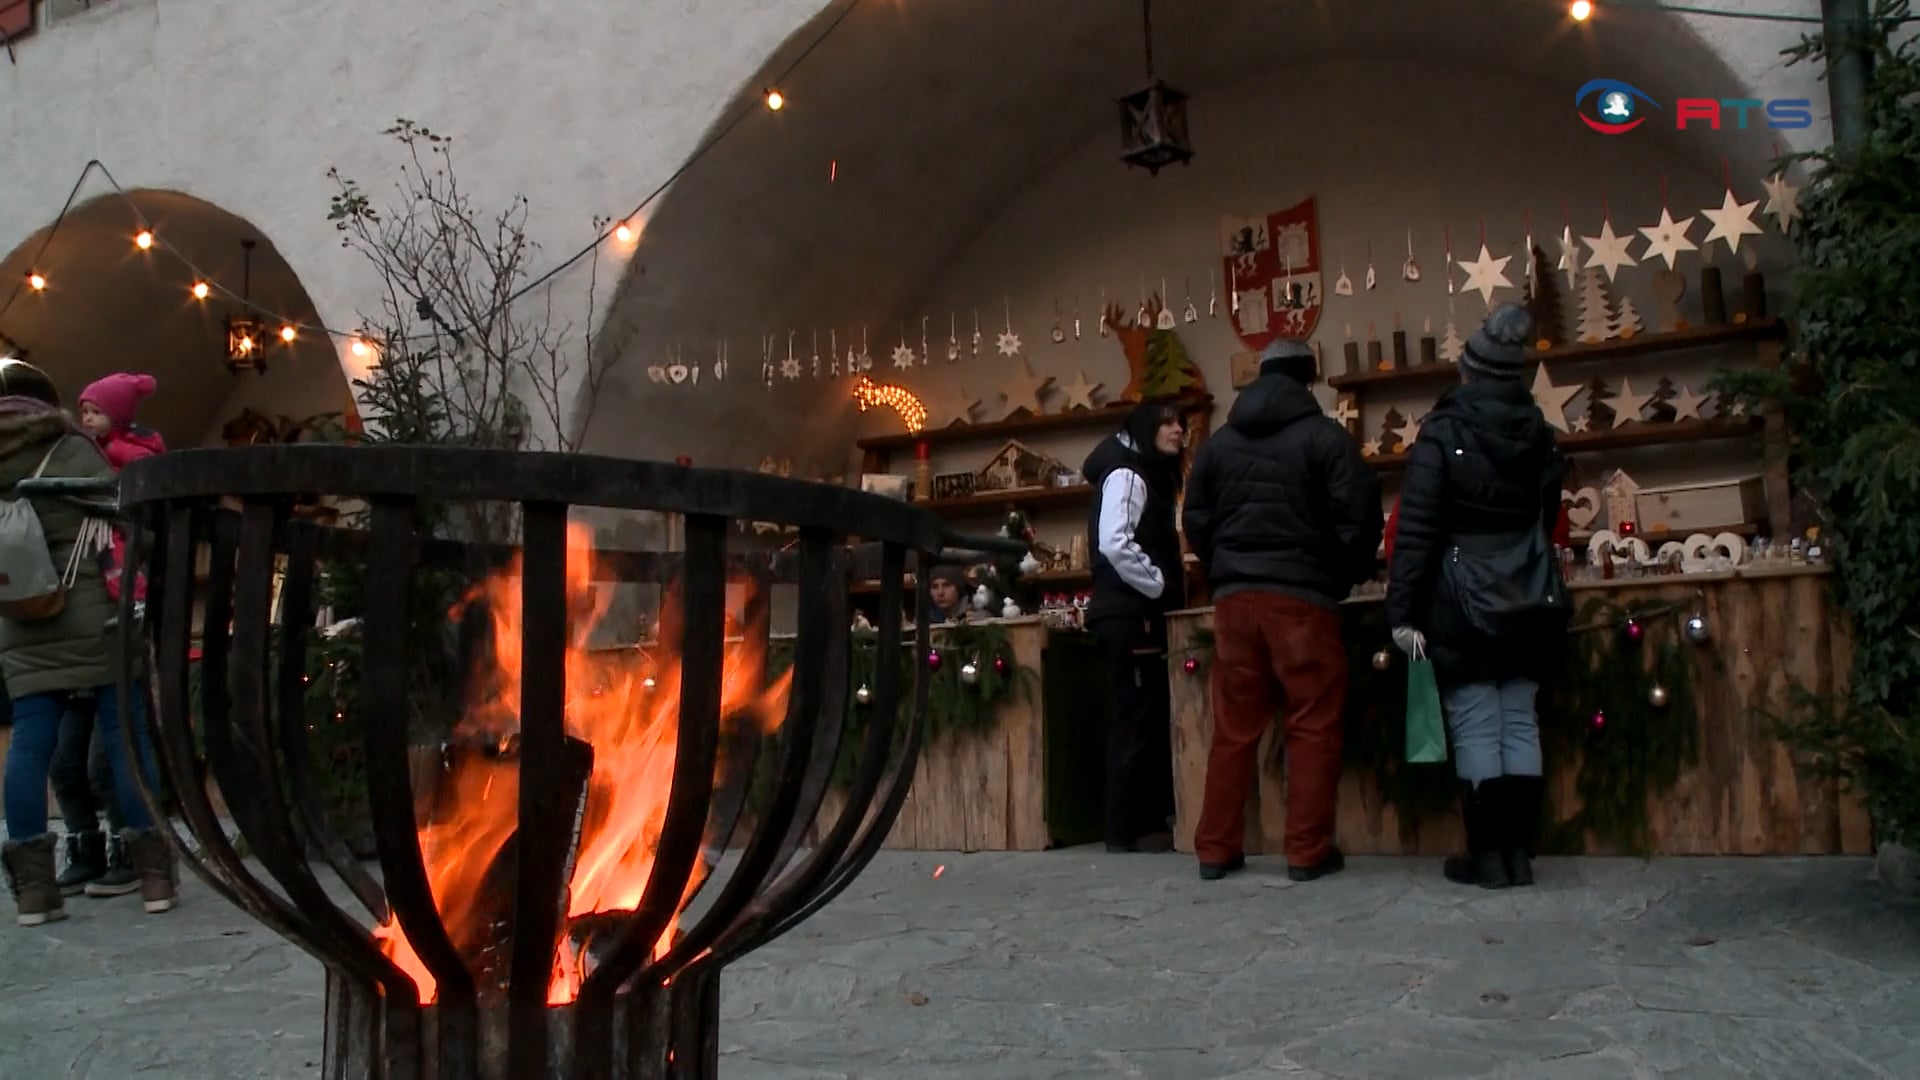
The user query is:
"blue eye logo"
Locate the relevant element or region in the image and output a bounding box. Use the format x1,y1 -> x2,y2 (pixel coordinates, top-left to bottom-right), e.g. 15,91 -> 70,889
1575,79 -> 1660,134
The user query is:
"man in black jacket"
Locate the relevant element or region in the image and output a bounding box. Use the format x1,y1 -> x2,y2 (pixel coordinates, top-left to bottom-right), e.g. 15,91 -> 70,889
1183,339 -> 1382,881
1084,400 -> 1188,853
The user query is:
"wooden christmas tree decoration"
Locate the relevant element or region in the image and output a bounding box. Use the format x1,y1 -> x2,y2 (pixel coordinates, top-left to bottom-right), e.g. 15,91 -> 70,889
1379,407 -> 1407,454
1647,376 -> 1679,423
1438,321 -> 1465,364
1612,295 -> 1645,339
1525,244 -> 1564,350
1575,268 -> 1615,344
1583,376 -> 1616,430
1103,296 -> 1207,401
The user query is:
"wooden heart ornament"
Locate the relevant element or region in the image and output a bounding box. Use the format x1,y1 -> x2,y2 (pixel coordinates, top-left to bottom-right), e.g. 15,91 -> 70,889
646,365 -> 669,384
1564,486 -> 1601,531
667,363 -> 690,384
1710,532 -> 1747,565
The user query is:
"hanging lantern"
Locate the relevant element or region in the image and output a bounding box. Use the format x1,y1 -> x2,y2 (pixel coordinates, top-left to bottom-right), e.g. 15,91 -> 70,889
1116,0 -> 1193,176
1683,614 -> 1711,645
224,238 -> 268,374
1647,683 -> 1671,708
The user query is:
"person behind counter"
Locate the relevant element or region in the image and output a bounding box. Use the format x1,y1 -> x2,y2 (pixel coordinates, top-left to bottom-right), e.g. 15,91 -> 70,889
1181,338 -> 1383,883
1083,399 -> 1187,854
1386,302 -> 1569,890
927,564 -> 970,623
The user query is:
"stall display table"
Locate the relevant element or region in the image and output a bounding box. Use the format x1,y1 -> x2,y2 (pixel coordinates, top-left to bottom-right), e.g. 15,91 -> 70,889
1166,566 -> 1872,857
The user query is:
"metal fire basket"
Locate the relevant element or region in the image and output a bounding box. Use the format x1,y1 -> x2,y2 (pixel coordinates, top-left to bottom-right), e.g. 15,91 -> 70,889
100,444 -> 1022,1080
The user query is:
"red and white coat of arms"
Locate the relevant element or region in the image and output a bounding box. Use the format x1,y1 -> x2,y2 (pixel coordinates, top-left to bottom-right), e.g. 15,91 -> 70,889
1220,196 -> 1324,351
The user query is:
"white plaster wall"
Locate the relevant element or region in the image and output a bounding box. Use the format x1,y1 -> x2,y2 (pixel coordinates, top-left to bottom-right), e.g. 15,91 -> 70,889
886,54 -> 1812,553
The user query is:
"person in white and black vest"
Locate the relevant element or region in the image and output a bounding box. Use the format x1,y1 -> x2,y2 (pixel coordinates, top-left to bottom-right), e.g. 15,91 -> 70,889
1082,400 -> 1187,853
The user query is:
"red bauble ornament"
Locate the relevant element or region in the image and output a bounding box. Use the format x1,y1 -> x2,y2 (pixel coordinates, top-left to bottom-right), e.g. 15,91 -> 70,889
1182,657 -> 1200,675
1591,709 -> 1607,729
1625,618 -> 1644,643
927,649 -> 942,671
992,654 -> 1009,675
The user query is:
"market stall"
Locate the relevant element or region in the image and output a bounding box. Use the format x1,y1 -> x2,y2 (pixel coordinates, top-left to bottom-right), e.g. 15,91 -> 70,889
1165,564 -> 1871,858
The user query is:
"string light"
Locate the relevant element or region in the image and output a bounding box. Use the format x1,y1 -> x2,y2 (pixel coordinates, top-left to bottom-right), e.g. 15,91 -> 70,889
853,375 -> 928,433
191,281 -> 210,299
1570,0 -> 1593,20
279,325 -> 297,343
350,338 -> 371,357
26,273 -> 45,291
134,230 -> 153,250
764,88 -> 785,111
613,222 -> 635,243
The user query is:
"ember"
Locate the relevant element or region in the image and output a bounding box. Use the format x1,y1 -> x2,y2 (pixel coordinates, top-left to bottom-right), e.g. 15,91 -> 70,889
373,524 -> 793,1004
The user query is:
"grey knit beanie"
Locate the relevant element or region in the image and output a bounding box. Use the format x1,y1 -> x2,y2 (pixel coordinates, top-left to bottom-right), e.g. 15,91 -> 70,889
1459,303 -> 1533,380
1258,337 -> 1317,383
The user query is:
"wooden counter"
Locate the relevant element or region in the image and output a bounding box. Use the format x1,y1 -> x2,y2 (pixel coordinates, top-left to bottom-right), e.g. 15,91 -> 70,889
1166,567 -> 1872,857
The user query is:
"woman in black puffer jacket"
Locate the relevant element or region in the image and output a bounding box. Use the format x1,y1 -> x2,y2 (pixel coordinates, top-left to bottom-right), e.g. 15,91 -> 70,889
1386,303 -> 1568,890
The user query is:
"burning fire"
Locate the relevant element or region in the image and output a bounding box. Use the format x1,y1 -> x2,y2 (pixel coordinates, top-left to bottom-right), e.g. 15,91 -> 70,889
372,522 -> 791,1004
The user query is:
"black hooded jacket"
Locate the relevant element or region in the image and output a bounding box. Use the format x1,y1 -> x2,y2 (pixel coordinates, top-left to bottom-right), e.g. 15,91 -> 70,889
1082,409 -> 1185,625
1182,373 -> 1383,607
1385,377 -> 1568,684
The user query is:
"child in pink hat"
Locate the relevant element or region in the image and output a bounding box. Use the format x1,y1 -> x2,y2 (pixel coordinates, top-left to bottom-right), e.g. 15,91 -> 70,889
77,372 -> 167,604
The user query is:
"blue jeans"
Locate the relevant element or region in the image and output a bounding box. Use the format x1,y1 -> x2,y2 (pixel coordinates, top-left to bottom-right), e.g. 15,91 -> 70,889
51,695 -> 122,834
4,683 -> 159,839
1441,678 -> 1543,785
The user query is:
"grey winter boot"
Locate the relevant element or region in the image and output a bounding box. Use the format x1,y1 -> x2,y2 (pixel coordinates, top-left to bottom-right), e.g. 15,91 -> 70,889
3,835 -> 70,926
56,830 -> 107,896
121,829 -> 179,914
84,834 -> 143,898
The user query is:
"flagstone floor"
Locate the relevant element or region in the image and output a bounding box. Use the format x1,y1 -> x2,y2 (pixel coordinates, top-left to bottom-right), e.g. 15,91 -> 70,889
0,849 -> 1915,1078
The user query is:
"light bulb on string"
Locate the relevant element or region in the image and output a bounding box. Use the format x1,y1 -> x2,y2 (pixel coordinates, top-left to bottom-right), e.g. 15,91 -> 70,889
350,338 -> 371,358
27,273 -> 45,291
1570,0 -> 1593,20
134,230 -> 154,250
279,325 -> 298,343
191,281 -> 210,300
613,222 -> 634,243
764,88 -> 785,111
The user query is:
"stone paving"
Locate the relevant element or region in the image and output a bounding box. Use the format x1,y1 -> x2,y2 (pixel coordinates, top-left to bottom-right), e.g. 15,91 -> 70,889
0,849 -> 1916,1078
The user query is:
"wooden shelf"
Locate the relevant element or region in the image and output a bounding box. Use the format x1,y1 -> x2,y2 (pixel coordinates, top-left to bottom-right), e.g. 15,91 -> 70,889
849,567 -> 1093,597
1367,417 -> 1762,472
1327,318 -> 1786,393
857,393 -> 1214,454
920,484 -> 1094,516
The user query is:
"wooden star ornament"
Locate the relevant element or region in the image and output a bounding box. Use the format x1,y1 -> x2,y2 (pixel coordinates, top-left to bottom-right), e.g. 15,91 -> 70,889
1531,364 -> 1579,435
997,357 -> 1055,418
1701,188 -> 1763,256
1060,371 -> 1103,412
1456,243 -> 1514,307
1637,207 -> 1699,271
1581,220 -> 1638,282
1761,172 -> 1802,234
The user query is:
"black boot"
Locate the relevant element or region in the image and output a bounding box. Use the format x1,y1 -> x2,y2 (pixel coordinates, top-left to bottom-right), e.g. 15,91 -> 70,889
1442,781 -> 1510,889
55,831 -> 106,896
1503,774 -> 1544,887
84,834 -> 142,898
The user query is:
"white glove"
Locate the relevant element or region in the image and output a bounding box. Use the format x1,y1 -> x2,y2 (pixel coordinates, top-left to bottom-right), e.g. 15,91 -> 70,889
1391,625 -> 1426,658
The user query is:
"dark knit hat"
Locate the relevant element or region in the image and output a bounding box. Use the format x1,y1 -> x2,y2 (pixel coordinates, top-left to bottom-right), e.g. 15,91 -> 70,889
1258,337 -> 1318,383
1460,303 -> 1534,380
927,564 -> 966,588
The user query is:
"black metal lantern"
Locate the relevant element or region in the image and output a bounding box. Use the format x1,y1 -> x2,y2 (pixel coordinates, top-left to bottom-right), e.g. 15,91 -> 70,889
1117,0 -> 1192,175
224,239 -> 267,374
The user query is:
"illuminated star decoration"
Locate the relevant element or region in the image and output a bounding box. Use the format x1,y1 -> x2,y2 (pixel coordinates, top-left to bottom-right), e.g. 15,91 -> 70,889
1581,219 -> 1638,282
891,342 -> 917,370
1700,188 -> 1763,256
1456,243 -> 1514,307
1760,172 -> 1802,234
1611,377 -> 1654,428
1669,384 -> 1709,421
1557,225 -> 1585,291
1059,371 -> 1103,412
996,329 -> 1024,358
997,356 -> 1054,418
1530,363 -> 1580,434
1637,207 -> 1699,271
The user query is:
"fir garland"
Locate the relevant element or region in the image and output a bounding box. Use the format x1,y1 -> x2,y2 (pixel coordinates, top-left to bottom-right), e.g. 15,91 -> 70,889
1172,595 -> 1713,852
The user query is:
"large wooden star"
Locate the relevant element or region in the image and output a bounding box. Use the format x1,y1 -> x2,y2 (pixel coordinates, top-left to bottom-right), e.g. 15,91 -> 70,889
1761,172 -> 1802,234
1669,384 -> 1709,421
1612,377 -> 1654,428
931,385 -> 982,428
1531,363 -> 1579,435
1456,243 -> 1514,307
1701,188 -> 1764,256
1581,220 -> 1638,282
997,357 -> 1055,419
1059,370 -> 1103,412
1637,207 -> 1699,271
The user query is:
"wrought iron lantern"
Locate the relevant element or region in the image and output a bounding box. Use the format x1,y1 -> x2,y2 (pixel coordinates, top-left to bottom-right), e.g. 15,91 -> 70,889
225,239 -> 267,374
1117,0 -> 1192,175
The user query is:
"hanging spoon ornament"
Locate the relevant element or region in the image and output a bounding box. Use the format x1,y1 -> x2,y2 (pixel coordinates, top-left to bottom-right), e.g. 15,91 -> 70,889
1073,293 -> 1083,340
1230,264 -> 1241,315
827,331 -> 837,377
1136,277 -> 1150,326
1098,288 -> 1111,337
1334,250 -> 1355,297
1364,241 -> 1378,291
971,310 -> 982,357
1156,278 -> 1177,329
1207,269 -> 1219,318
921,315 -> 931,365
715,339 -> 729,381
1445,228 -> 1456,296
1402,230 -> 1422,282
1182,277 -> 1198,323
1051,299 -> 1067,344
947,313 -> 961,362
811,329 -> 821,378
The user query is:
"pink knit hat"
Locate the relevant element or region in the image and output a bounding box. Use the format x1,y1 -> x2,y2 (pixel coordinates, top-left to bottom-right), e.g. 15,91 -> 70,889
79,371 -> 157,429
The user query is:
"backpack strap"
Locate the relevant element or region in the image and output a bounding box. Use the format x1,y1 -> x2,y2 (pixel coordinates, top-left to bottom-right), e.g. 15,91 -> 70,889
27,435 -> 65,481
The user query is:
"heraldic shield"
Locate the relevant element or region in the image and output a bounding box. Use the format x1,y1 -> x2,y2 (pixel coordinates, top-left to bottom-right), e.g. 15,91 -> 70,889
1220,196 -> 1324,350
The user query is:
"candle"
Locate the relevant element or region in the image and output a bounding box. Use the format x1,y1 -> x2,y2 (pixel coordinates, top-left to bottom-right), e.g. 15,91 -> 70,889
1391,330 -> 1409,370
1366,338 -> 1384,371
1342,340 -> 1360,375
1741,270 -> 1767,322
1419,335 -> 1438,366
1699,267 -> 1727,326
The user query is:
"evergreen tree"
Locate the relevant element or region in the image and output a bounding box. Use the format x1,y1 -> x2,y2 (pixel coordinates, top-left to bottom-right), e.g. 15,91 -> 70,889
1525,244 -> 1565,348
1141,327 -> 1204,398
1576,268 -> 1615,343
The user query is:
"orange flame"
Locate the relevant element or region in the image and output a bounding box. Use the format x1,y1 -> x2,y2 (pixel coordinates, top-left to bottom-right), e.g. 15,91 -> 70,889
373,522 -> 790,1004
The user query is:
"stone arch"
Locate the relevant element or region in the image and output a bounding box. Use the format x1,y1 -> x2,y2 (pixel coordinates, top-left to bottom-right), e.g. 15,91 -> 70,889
0,188 -> 354,450
582,0 -> 1787,470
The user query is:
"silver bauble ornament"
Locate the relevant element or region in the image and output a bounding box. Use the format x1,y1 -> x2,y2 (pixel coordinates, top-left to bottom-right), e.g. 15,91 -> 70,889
1372,649 -> 1393,671
959,661 -> 980,685
1648,683 -> 1671,708
855,684 -> 873,706
1683,614 -> 1711,645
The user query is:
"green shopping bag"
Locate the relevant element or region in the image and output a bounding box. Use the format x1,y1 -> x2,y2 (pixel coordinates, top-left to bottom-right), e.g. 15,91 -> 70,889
1404,643 -> 1447,764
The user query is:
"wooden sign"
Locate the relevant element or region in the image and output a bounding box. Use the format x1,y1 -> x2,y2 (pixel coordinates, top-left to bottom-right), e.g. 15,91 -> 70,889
1230,351 -> 1262,389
